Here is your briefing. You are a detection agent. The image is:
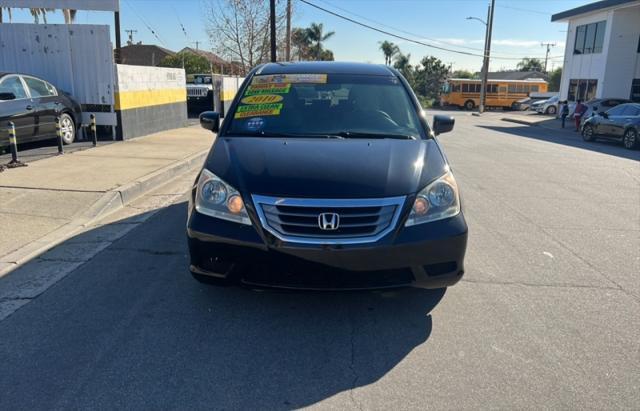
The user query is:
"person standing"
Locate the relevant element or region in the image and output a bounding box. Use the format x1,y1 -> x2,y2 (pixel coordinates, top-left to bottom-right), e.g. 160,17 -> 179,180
560,100 -> 569,128
573,99 -> 586,132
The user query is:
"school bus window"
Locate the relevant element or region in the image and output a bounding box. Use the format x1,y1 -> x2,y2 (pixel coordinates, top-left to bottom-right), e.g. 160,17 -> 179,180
530,85 -> 539,92
499,86 -> 506,93
508,85 -> 516,93
524,85 -> 530,93
462,84 -> 469,93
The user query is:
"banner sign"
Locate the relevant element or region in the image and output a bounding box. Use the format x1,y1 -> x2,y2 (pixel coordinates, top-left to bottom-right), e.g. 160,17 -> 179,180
0,0 -> 119,12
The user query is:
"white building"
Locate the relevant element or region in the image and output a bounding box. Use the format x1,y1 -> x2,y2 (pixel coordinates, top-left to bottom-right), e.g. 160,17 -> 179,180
552,0 -> 640,102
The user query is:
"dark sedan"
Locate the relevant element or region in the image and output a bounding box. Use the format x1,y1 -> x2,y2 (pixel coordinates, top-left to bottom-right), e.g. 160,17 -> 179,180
582,103 -> 640,150
187,61 -> 468,290
0,73 -> 82,148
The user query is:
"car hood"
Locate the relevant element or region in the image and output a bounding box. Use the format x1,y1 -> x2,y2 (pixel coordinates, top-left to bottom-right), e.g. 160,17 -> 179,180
204,137 -> 448,198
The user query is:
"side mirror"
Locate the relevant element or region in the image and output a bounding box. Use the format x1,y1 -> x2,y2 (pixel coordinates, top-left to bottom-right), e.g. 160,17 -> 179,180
0,92 -> 16,101
199,111 -> 220,133
432,115 -> 455,136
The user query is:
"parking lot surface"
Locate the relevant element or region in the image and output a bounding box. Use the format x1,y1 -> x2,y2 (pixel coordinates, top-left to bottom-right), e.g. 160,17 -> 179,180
0,111 -> 638,409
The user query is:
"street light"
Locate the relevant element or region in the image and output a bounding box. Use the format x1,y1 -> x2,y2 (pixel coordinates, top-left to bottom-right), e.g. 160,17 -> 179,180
466,16 -> 487,26
465,0 -> 495,114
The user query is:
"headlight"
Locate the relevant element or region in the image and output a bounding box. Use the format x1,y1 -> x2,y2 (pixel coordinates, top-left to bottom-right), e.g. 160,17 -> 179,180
195,169 -> 251,225
405,170 -> 460,226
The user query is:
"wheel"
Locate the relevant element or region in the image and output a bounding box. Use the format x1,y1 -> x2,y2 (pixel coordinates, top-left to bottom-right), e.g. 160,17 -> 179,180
622,128 -> 639,150
59,113 -> 76,145
191,270 -> 232,286
464,100 -> 475,110
546,105 -> 557,115
582,124 -> 595,142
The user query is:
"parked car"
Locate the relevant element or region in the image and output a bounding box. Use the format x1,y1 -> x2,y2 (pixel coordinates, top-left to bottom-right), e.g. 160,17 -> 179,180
0,73 -> 81,148
535,95 -> 560,115
186,74 -> 215,113
580,98 -> 632,126
529,98 -> 548,112
187,62 -> 468,290
582,103 -> 640,150
512,97 -> 532,111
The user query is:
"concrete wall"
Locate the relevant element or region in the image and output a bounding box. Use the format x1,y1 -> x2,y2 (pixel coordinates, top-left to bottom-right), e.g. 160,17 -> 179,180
0,23 -> 115,115
221,76 -> 245,117
559,3 -> 640,101
602,6 -> 640,99
114,65 -> 187,140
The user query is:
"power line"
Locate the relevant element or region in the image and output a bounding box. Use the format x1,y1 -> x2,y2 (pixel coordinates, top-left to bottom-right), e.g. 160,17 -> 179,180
297,0 -> 556,61
316,0 -> 553,58
496,4 -> 551,16
123,0 -> 166,46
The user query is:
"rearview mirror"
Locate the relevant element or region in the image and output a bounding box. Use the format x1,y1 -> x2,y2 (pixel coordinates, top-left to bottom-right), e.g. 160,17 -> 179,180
432,115 -> 455,136
199,111 -> 220,133
0,92 -> 16,101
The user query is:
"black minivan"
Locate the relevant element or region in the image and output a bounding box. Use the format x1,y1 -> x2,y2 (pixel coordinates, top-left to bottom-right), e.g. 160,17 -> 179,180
187,62 -> 468,290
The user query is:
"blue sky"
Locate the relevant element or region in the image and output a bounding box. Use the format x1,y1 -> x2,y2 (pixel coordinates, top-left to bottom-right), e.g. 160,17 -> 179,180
4,0 -> 589,71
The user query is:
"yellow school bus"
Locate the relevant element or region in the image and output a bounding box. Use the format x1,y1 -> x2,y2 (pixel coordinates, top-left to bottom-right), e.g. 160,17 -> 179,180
441,78 -> 548,110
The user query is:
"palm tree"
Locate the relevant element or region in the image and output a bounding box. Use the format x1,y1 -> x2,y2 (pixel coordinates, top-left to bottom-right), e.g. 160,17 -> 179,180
393,52 -> 412,80
0,7 -> 12,23
379,41 -> 399,65
63,9 -> 77,24
306,23 -> 335,60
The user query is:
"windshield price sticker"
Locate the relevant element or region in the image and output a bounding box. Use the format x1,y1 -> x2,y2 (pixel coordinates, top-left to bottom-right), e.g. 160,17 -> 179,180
245,83 -> 291,95
241,94 -> 284,104
234,103 -> 283,119
251,74 -> 327,84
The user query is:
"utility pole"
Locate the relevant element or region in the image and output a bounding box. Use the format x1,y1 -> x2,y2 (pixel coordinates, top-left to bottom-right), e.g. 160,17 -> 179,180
192,41 -> 201,51
270,0 -> 277,62
114,11 -> 122,63
541,42 -> 556,72
285,0 -> 292,61
479,0 -> 495,114
125,29 -> 137,45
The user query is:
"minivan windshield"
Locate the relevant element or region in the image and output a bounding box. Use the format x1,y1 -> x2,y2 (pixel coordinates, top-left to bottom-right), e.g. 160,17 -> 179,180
227,73 -> 424,139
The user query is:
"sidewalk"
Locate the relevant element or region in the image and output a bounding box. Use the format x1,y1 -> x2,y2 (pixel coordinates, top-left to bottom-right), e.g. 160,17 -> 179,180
0,125 -> 214,276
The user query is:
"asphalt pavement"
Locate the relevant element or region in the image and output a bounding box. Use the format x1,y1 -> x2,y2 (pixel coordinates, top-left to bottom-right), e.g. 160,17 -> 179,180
0,110 -> 638,409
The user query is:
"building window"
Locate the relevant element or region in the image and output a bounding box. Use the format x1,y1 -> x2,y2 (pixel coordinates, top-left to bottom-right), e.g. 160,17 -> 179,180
637,35 -> 640,53
568,79 -> 598,101
631,79 -> 640,102
574,21 -> 606,54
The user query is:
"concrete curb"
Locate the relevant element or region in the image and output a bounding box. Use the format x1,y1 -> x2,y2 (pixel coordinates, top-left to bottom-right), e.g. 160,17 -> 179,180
501,117 -> 539,126
0,150 -> 207,278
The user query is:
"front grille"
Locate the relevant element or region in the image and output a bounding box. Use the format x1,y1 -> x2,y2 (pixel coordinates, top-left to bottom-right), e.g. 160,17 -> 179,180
252,195 -> 406,244
187,87 -> 209,97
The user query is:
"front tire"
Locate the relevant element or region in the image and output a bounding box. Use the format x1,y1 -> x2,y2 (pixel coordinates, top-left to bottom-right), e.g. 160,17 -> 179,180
623,129 -> 639,150
59,113 -> 76,145
546,105 -> 557,115
582,124 -> 595,142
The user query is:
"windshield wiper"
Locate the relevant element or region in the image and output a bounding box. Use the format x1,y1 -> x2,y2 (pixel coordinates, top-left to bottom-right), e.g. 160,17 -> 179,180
225,131 -> 344,138
331,131 -> 417,140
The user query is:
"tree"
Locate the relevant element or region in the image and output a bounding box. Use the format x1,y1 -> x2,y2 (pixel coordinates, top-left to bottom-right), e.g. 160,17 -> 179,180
0,7 -> 75,24
413,56 -> 449,100
379,40 -> 399,66
291,23 -> 335,61
291,27 -> 312,60
451,69 -> 475,79
393,52 -> 412,82
548,67 -> 562,92
516,57 -> 544,72
204,0 -> 287,75
306,23 -> 335,60
159,52 -> 211,75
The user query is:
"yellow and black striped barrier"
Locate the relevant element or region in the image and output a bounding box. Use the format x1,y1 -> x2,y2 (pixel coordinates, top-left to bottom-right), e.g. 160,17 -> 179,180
6,121 -> 26,168
90,114 -> 97,146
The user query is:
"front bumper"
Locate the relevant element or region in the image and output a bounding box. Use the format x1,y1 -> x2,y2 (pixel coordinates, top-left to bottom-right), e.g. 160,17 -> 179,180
187,201 -> 468,290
